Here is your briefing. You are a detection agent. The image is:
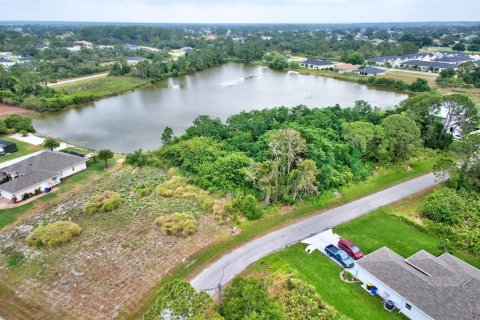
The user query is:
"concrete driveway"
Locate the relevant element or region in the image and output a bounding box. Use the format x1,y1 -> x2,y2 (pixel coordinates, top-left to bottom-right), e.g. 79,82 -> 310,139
191,173 -> 438,294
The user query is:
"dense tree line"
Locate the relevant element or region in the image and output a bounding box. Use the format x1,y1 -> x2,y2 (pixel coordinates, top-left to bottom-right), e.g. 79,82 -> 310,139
437,61 -> 480,88
127,93 -> 477,217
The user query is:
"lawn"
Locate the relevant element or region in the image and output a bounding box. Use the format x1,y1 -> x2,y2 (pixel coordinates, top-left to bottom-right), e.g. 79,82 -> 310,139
55,76 -> 149,100
0,136 -> 41,164
335,198 -> 480,269
258,244 -> 405,320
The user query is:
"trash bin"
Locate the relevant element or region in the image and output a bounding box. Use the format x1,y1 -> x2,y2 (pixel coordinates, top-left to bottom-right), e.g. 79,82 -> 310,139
370,286 -> 377,295
45,187 -> 51,193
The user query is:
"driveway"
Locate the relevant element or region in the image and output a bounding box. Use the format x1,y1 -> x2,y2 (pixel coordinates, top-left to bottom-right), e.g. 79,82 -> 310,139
191,173 -> 438,294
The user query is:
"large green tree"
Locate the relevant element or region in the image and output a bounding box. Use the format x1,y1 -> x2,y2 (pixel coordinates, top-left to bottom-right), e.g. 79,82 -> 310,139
378,114 -> 421,161
97,149 -> 114,169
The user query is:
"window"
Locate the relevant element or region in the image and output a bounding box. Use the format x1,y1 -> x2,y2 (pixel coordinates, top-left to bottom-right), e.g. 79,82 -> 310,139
405,303 -> 412,310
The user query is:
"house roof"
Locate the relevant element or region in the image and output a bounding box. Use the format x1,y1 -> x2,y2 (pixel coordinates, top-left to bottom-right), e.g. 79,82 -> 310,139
0,139 -> 16,147
0,171 -> 57,194
357,247 -> 480,320
0,151 -> 86,194
302,59 -> 333,66
128,56 -> 145,62
437,56 -> 474,63
358,65 -> 384,74
403,60 -> 454,69
1,151 -> 85,175
334,63 -> 358,70
0,58 -> 13,63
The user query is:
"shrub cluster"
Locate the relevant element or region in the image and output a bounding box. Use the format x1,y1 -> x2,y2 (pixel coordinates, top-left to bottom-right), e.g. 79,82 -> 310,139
83,190 -> 121,214
155,212 -> 198,237
155,176 -> 213,212
135,183 -> 154,197
27,221 -> 82,248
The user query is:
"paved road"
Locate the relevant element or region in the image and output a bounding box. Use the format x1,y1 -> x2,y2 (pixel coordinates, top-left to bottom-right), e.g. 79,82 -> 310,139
191,173 -> 438,294
48,72 -> 108,87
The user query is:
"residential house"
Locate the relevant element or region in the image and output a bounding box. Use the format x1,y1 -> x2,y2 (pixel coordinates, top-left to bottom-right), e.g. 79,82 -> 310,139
0,151 -> 87,201
66,46 -> 82,52
402,60 -> 454,73
356,65 -> 385,76
300,59 -> 335,70
354,247 -> 480,320
181,47 -> 193,53
333,63 -> 359,73
0,58 -> 15,68
127,57 -> 146,65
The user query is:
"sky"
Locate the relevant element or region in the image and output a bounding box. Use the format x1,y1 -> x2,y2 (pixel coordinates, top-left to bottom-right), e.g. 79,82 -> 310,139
0,0 -> 479,24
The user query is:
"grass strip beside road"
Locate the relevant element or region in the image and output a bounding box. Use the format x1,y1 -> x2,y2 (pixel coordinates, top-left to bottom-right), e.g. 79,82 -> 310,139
127,155 -> 437,319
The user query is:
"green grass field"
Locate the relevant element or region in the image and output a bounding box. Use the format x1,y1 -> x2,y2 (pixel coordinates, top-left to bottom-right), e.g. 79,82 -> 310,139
260,244 -> 405,320
0,136 -> 41,164
55,76 -> 149,100
335,202 -> 480,268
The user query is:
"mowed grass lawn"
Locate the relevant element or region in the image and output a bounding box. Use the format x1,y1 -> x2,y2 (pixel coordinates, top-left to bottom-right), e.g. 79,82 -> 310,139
55,76 -> 149,99
258,195 -> 480,320
0,136 -> 41,164
260,245 -> 405,320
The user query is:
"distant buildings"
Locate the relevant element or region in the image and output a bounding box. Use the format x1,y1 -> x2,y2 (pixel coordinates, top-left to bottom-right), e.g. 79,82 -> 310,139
127,57 -> 146,65
333,63 -> 359,73
356,65 -> 385,76
368,51 -> 480,73
300,59 -> 335,70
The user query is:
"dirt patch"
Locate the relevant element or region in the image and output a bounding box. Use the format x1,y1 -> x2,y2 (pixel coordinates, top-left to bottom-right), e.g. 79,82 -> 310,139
0,103 -> 36,117
0,167 -> 229,320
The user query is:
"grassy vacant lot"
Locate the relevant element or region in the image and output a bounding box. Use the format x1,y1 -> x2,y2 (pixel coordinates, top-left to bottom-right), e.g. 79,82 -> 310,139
0,136 -> 41,164
258,245 -> 405,320
55,76 -> 149,101
0,165 -> 230,320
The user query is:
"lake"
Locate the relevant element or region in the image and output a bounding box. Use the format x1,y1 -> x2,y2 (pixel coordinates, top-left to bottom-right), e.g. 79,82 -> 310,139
33,63 -> 407,153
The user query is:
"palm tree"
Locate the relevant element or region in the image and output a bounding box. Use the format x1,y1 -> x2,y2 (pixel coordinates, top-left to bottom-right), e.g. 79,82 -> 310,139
97,149 -> 114,169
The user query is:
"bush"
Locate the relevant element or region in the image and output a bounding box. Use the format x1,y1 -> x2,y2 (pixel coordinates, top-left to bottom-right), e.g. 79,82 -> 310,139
155,213 -> 198,237
27,221 -> 82,248
125,149 -> 148,167
135,183 -> 154,197
3,114 -> 35,133
225,194 -> 263,220
156,175 -> 214,213
83,191 -> 121,214
423,188 -> 465,224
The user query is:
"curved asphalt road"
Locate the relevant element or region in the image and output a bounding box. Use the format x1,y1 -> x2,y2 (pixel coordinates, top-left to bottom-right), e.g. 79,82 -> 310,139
191,173 -> 438,294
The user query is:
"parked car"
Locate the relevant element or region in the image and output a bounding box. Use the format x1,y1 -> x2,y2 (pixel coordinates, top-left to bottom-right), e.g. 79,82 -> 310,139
325,244 -> 355,268
338,238 -> 364,260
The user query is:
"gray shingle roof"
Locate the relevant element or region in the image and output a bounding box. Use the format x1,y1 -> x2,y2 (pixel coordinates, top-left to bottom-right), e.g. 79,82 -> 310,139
302,59 -> 333,66
0,151 -> 86,194
403,60 -> 454,69
1,151 -> 85,175
357,247 -> 480,320
358,65 -> 384,74
0,171 -> 57,194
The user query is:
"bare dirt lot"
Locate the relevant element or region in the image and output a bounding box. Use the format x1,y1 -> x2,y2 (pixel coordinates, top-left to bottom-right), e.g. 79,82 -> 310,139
0,166 -> 229,319
0,103 -> 36,117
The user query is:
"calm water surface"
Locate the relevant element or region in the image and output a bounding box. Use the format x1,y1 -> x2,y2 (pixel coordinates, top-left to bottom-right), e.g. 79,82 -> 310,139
34,63 -> 407,153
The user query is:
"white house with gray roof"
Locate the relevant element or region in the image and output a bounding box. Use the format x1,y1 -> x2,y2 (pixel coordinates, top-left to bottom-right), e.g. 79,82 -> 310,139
353,247 -> 480,320
0,151 -> 86,201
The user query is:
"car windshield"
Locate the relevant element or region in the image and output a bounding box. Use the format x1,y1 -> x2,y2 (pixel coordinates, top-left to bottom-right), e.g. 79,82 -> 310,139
339,251 -> 349,259
351,246 -> 360,253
